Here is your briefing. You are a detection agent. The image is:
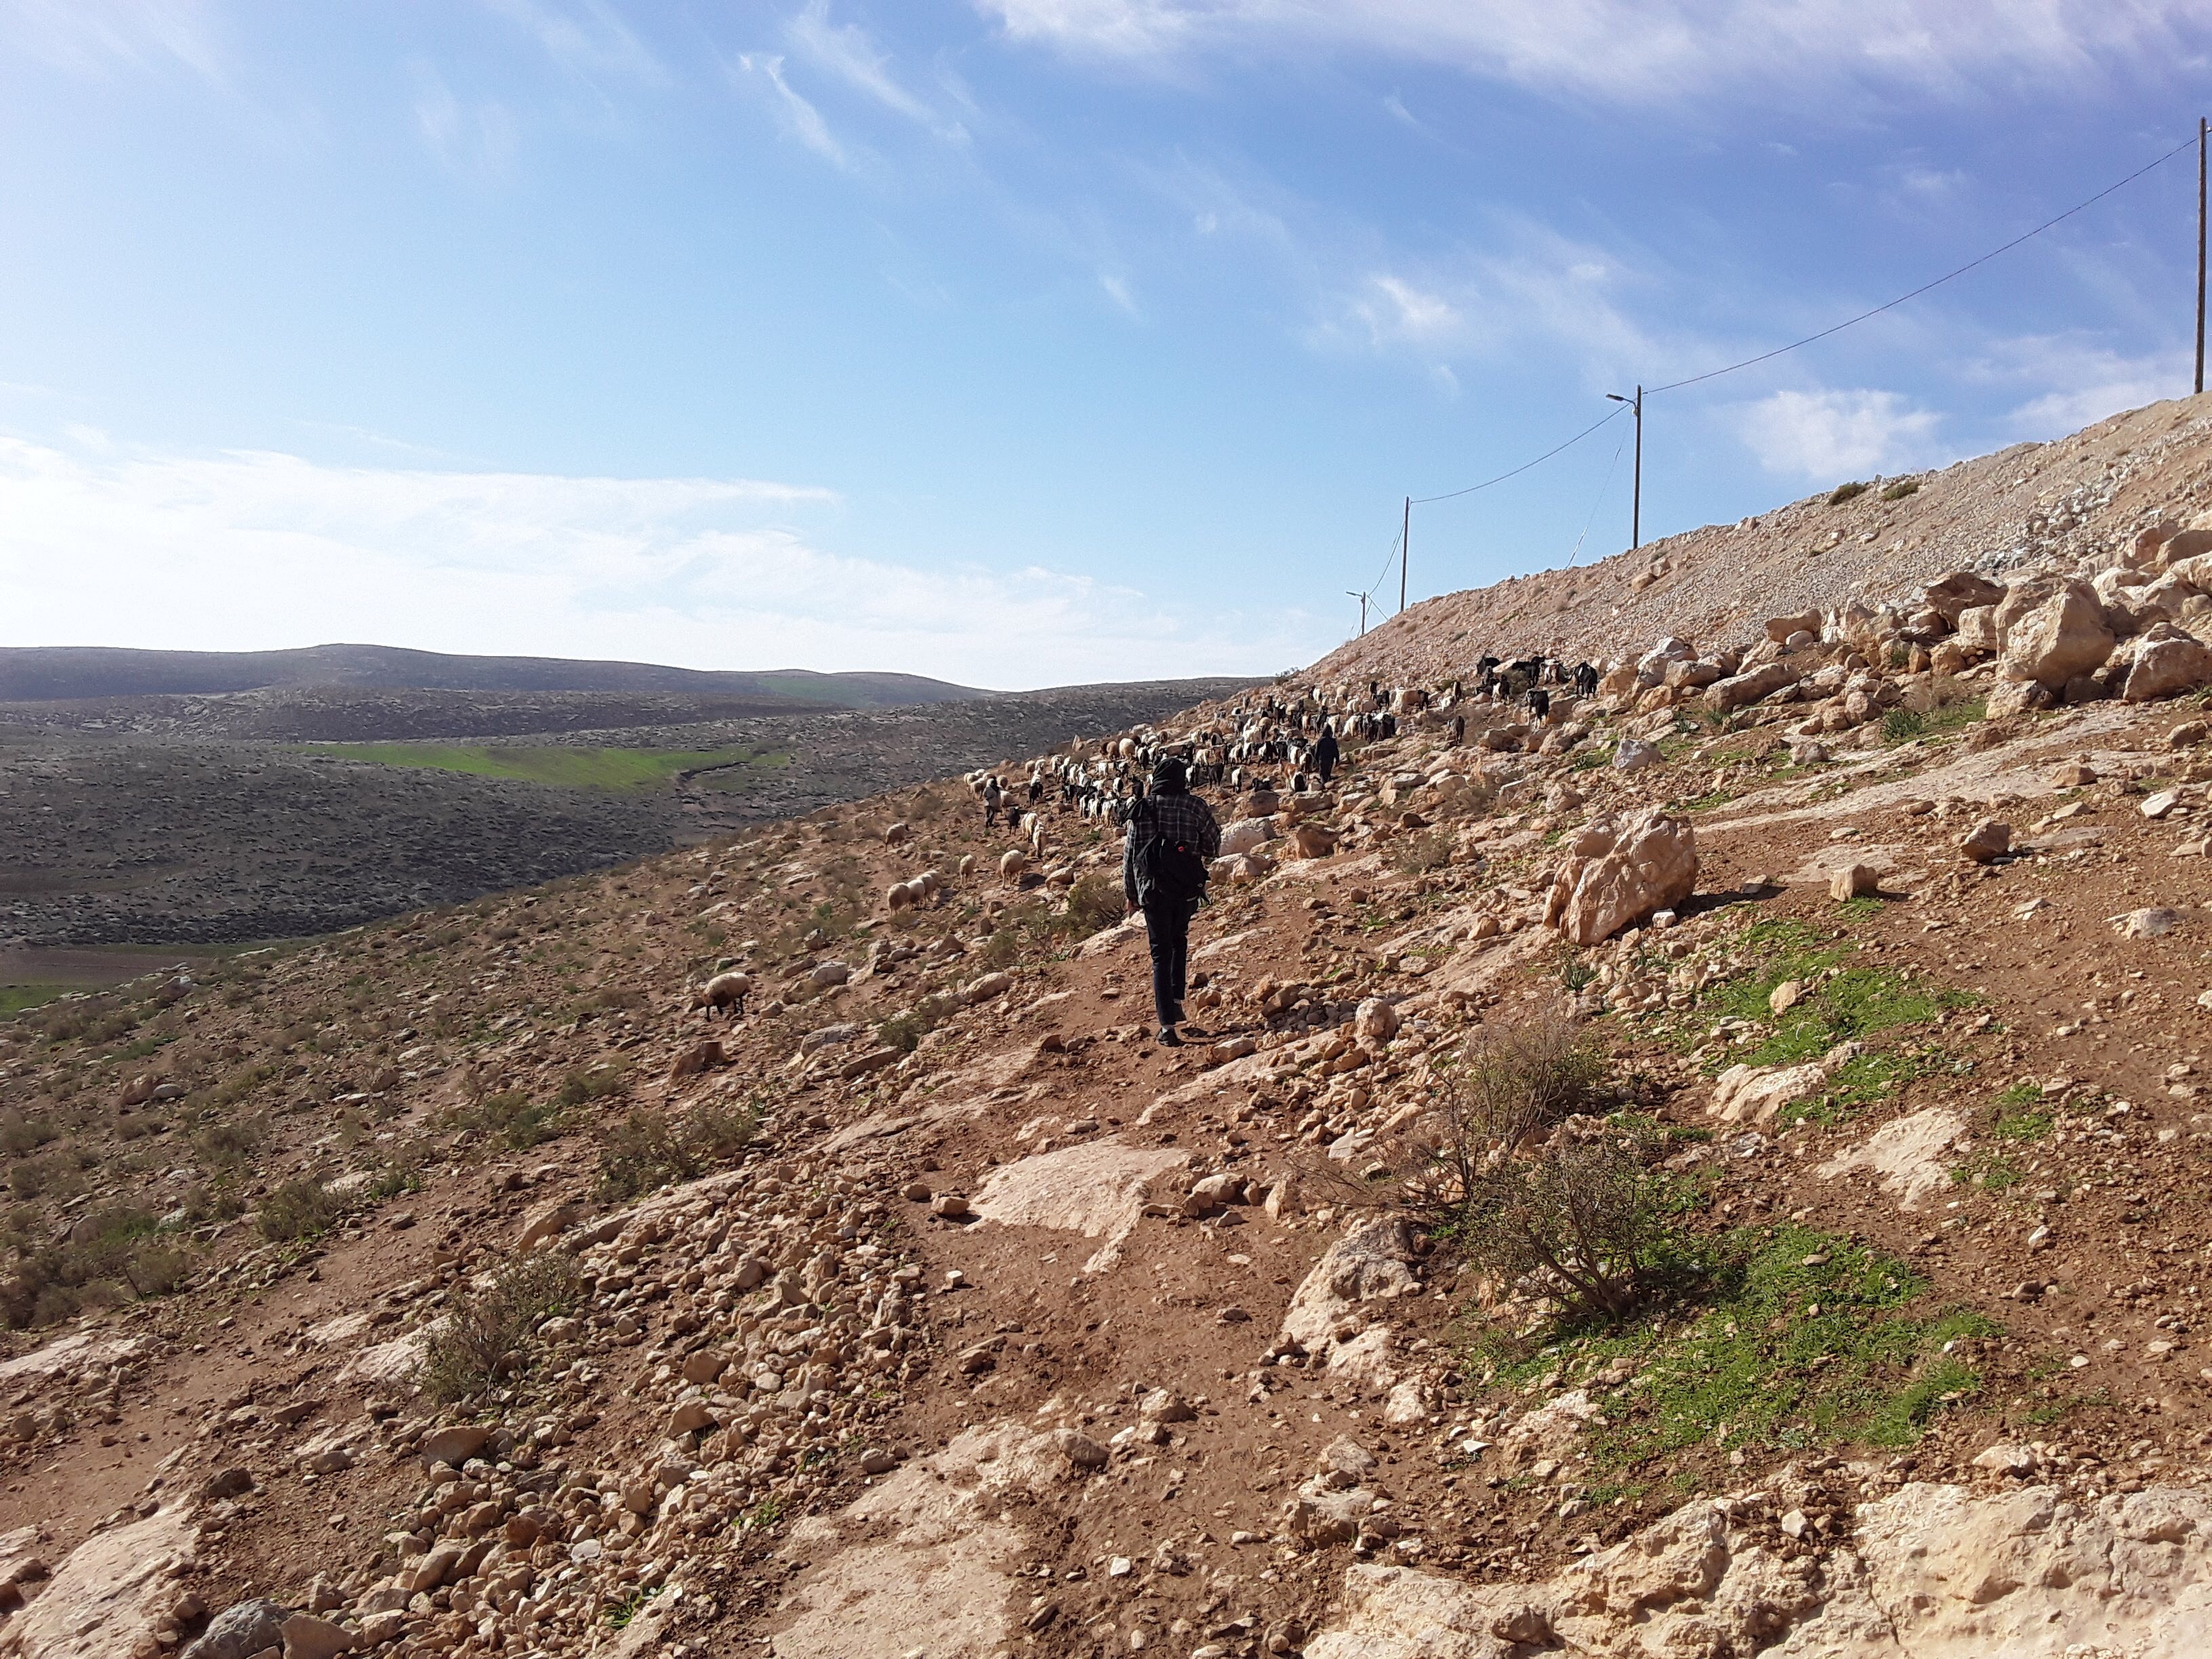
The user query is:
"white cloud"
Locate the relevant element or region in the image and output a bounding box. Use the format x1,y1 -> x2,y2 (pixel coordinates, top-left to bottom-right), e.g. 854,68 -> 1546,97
788,0 -> 967,142
736,52 -> 851,169
0,434 -> 1302,687
413,64 -> 520,180
975,0 -> 2204,108
1357,275 -> 1459,344
1098,271 -> 1139,314
1961,334 -> 2184,438
1735,387 -> 1942,478
482,0 -> 664,86
3,0 -> 224,81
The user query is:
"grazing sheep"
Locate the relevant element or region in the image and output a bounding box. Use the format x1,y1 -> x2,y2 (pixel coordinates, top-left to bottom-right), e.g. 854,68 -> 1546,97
882,821 -> 912,845
1000,848 -> 1029,879
1288,823 -> 1338,859
886,881 -> 917,912
696,970 -> 754,1017
917,869 -> 943,895
957,853 -> 977,877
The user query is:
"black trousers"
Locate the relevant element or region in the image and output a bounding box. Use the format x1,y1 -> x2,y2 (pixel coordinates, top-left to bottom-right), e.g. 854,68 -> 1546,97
1142,897 -> 1193,1028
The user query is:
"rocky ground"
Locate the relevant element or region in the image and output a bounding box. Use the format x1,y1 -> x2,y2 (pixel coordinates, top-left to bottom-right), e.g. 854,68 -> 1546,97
1322,393 -> 2212,685
0,680 -> 1250,947
8,407 -> 2212,1658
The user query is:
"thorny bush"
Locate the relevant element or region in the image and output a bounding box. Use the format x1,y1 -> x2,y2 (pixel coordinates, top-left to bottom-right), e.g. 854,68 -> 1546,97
422,1249 -> 585,1403
1371,1015 -> 1664,1322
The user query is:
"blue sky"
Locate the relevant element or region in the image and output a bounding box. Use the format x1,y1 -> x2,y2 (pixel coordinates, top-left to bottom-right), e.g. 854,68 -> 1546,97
3,1 -> 2209,688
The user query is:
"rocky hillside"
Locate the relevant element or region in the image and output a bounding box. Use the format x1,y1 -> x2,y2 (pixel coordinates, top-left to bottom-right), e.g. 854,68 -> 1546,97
1321,391 -> 2212,683
4,408 -> 2212,1658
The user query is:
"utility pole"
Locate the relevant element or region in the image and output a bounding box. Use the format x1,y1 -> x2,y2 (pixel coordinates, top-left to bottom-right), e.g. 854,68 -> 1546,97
1346,590 -> 1369,636
1399,496 -> 1410,613
2196,115 -> 2206,396
1606,386 -> 1644,549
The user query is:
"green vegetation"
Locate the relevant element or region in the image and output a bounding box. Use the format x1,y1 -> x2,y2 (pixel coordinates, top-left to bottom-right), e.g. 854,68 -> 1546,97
422,1249 -> 585,1402
1826,480 -> 1870,506
0,985 -> 68,1020
460,1090 -> 565,1150
1881,708 -> 1927,743
1780,1048 -> 1936,1126
1880,478 -> 1923,502
1063,872 -> 1126,936
1669,918 -> 1975,1072
1485,1227 -> 1999,1465
298,742 -> 790,791
593,1098 -> 758,1202
0,1203 -> 196,1326
256,1176 -> 346,1242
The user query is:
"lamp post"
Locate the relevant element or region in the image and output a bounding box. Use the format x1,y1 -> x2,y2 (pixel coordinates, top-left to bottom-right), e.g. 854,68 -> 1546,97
1606,386 -> 1643,550
1347,590 -> 1369,636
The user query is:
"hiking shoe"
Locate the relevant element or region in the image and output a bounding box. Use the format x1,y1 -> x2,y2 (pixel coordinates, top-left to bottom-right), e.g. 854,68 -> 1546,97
1155,1026 -> 1183,1046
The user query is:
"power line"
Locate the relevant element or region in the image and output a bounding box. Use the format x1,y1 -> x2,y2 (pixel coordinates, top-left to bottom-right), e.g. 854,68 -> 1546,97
1401,127 -> 2200,510
1648,130 -> 2201,394
1565,428 -> 1630,569
1410,403 -> 1626,504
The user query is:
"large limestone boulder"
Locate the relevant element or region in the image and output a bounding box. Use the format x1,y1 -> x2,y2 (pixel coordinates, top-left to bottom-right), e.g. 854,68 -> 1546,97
1547,809 -> 1697,945
2000,579 -> 2115,689
1954,604 -> 1999,653
1921,570 -> 2005,624
2123,625 -> 2212,702
1218,817 -> 1275,857
7,1507 -> 197,1659
1708,661 -> 1797,712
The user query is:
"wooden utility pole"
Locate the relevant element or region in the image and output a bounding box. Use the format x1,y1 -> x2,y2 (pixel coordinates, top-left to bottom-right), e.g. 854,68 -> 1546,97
2197,116 -> 2206,396
1399,497 -> 1410,613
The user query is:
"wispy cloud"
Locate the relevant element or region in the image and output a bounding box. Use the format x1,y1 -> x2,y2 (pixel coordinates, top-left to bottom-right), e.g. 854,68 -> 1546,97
0,432 -> 1305,684
482,0 -> 664,87
788,0 -> 968,142
1734,386 -> 1942,478
3,0 -> 224,81
1971,333 -> 2185,437
975,0 -> 2208,108
413,63 -> 520,180
735,52 -> 853,169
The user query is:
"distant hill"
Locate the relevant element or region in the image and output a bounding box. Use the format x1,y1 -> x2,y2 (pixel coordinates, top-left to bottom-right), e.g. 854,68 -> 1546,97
0,644 -> 985,708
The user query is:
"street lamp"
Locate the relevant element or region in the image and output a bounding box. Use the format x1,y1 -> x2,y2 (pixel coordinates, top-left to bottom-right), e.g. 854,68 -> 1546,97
1347,590 -> 1370,636
1606,386 -> 1643,550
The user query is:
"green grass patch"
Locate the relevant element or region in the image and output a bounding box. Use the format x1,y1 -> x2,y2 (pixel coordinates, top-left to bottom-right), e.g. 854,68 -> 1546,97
1780,1048 -> 1929,1126
1485,1227 -> 1999,1466
1880,478 -> 1923,502
298,742 -> 788,790
0,985 -> 70,1021
1992,1106 -> 2053,1143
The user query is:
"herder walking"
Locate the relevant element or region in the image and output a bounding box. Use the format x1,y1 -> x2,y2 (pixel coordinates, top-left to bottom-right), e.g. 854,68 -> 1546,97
1311,723 -> 1340,784
1122,756 -> 1221,1046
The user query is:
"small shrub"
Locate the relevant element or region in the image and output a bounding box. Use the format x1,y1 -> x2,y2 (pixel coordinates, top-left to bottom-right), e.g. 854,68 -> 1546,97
257,1176 -> 344,1242
193,1116 -> 266,1167
0,1111 -> 56,1158
1063,873 -> 1126,937
1390,830 -> 1453,876
464,1090 -> 563,1150
421,1250 -> 583,1402
595,1109 -> 699,1202
684,1097 -> 760,1162
1881,708 -> 1927,743
556,1062 -> 630,1111
877,993 -> 956,1054
1880,478 -> 1922,502
1826,480 -> 1869,506
1449,1120 -> 1666,1319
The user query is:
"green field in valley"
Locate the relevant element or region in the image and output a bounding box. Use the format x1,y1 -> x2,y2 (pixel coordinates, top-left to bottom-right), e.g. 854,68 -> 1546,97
298,743 -> 790,790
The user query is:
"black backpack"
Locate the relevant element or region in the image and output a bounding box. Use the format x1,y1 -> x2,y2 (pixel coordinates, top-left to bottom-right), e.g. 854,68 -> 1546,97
1132,801 -> 1208,907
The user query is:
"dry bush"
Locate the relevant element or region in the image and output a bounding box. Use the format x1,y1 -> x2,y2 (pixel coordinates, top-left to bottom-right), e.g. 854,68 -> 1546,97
595,1108 -> 700,1202
422,1250 -> 583,1403
1364,1015 -> 1661,1322
256,1176 -> 343,1242
1389,830 -> 1454,876
1063,873 -> 1125,937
